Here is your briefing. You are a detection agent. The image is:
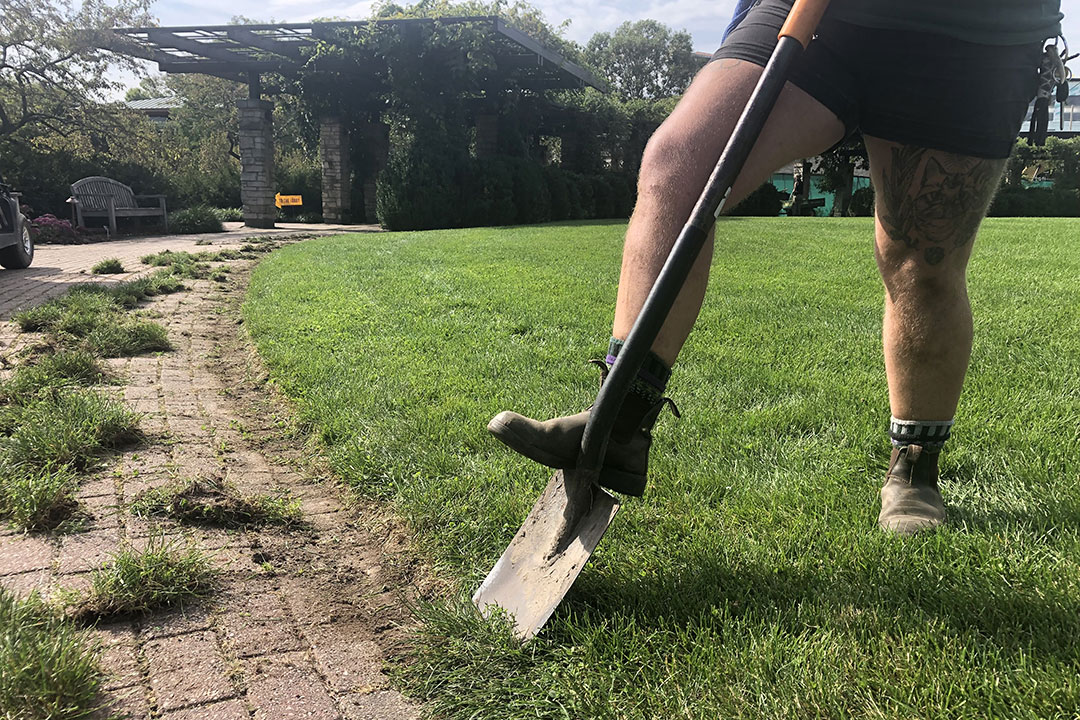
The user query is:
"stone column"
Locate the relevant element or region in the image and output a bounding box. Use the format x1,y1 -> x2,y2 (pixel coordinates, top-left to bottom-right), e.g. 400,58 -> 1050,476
237,99 -> 275,229
320,116 -> 351,223
358,121 -> 390,224
475,113 -> 499,158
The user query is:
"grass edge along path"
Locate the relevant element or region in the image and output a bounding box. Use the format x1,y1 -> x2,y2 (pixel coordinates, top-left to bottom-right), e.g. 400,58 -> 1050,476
243,218 -> 1080,720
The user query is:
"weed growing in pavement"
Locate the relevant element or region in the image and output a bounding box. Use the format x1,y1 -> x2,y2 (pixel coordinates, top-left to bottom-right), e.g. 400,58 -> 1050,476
3,388 -> 142,471
0,350 -> 107,405
0,588 -> 103,719
13,284 -> 174,356
0,463 -> 80,531
72,537 -> 216,619
90,258 -> 124,275
129,476 -> 304,529
209,267 -> 229,283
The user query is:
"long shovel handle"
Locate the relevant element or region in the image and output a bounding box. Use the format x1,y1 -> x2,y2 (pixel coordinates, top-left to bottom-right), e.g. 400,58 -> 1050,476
579,0 -> 832,474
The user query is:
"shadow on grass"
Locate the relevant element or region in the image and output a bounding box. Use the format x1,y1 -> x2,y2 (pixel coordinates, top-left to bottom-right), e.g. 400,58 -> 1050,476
559,544 -> 1079,663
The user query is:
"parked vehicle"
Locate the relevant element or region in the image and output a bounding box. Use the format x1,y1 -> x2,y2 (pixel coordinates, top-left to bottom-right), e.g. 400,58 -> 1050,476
0,179 -> 33,269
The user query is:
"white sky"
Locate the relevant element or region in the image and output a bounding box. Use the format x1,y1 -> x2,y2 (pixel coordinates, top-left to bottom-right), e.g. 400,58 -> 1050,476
115,1 -> 1078,94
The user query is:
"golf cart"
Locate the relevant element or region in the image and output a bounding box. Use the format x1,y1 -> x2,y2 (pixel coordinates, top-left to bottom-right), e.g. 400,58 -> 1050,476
0,178 -> 33,269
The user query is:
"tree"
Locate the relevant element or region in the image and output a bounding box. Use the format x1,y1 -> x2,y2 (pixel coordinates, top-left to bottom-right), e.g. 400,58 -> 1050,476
124,76 -> 170,102
0,0 -> 153,139
813,135 -> 869,216
585,20 -> 697,101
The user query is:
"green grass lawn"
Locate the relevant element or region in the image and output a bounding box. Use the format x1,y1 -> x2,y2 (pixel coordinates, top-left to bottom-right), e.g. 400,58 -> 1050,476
244,218 -> 1080,719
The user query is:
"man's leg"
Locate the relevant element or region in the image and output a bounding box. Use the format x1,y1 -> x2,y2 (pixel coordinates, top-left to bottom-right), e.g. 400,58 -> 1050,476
489,59 -> 845,495
614,58 -> 845,365
865,135 -> 1006,534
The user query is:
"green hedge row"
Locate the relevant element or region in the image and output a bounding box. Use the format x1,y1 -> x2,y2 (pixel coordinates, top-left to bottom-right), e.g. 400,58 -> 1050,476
376,144 -> 636,231
988,187 -> 1080,217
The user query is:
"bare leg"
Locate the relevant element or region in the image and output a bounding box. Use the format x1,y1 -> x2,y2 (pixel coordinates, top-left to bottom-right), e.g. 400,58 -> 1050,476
612,59 -> 846,365
865,136 -> 1006,420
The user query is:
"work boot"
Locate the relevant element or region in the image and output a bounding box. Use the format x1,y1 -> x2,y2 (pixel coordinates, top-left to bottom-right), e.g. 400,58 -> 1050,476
877,444 -> 945,536
487,387 -> 677,497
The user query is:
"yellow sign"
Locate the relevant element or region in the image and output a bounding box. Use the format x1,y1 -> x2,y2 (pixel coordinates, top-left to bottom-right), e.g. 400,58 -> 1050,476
275,193 -> 303,208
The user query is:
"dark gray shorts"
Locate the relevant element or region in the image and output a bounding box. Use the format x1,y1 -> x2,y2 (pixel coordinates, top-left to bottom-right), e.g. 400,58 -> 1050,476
712,0 -> 1044,159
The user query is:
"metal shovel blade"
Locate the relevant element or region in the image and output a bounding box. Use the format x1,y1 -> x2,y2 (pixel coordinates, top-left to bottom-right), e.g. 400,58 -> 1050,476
472,468 -> 619,641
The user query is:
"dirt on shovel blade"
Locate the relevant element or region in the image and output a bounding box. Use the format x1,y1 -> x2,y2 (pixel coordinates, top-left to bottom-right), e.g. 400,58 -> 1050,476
473,468 -> 619,640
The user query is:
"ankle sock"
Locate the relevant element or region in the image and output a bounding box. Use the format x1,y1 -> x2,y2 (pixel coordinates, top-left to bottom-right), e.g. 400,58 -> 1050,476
889,417 -> 953,451
607,337 -> 671,403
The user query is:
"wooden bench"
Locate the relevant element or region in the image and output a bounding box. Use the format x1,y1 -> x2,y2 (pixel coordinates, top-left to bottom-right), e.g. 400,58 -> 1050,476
70,176 -> 167,235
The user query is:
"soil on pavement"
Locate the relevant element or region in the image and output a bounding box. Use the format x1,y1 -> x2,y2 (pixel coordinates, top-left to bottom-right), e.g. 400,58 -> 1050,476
0,242 -> 429,720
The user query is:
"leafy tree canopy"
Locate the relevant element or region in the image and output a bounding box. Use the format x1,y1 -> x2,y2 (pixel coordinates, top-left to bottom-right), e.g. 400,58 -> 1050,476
585,20 -> 697,101
0,0 -> 153,138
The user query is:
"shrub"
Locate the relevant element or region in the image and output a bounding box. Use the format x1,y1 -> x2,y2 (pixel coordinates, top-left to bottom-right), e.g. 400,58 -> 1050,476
849,186 -> 875,216
461,158 -> 517,228
729,182 -> 784,216
591,175 -> 615,218
377,140 -> 465,231
987,187 -> 1080,217
609,173 -> 636,218
90,258 -> 124,274
544,167 -> 572,221
31,214 -> 81,244
508,158 -> 551,225
169,206 -> 224,234
211,207 -> 243,222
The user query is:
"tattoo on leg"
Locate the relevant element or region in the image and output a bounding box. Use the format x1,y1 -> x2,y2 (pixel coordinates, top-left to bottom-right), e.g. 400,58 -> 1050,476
877,146 -> 1003,266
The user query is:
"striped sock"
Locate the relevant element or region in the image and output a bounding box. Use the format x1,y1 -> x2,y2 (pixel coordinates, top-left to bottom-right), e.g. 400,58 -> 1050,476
607,337 -> 671,402
889,417 -> 953,451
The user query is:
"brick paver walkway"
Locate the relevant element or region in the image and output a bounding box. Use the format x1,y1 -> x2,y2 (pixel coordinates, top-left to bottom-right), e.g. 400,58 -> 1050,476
0,244 -> 420,720
0,222 -> 379,320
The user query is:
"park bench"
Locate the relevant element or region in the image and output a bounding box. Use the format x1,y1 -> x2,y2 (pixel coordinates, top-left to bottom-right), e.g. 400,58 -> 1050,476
70,176 -> 168,235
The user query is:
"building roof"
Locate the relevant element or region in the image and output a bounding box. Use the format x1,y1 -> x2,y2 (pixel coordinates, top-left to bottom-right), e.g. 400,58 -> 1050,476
101,16 -> 603,92
125,96 -> 183,111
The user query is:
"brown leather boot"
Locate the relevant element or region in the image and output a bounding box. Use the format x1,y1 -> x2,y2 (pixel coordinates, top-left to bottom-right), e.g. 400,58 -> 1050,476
487,391 -> 677,497
878,445 -> 945,535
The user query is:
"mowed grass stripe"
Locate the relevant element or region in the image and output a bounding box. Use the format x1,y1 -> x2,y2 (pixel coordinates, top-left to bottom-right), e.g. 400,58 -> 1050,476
244,218 -> 1080,719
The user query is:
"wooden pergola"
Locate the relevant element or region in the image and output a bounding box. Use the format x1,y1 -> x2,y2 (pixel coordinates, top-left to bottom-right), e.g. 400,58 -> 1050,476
100,17 -> 605,227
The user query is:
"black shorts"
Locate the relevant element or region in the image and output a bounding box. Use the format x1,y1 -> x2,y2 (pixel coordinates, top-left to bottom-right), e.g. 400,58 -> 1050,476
711,0 -> 1044,159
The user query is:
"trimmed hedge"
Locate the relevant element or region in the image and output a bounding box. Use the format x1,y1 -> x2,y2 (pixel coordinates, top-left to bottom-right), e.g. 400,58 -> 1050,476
729,182 -> 784,217
376,142 -> 636,230
988,187 -> 1080,217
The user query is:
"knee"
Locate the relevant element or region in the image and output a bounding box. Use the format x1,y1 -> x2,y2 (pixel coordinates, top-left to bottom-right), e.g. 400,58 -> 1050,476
878,255 -> 965,309
637,121 -> 722,209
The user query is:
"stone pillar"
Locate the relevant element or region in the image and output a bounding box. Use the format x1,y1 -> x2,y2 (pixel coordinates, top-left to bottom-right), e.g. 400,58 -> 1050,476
237,99 -> 275,229
320,116 -> 351,223
358,121 -> 390,224
475,113 -> 499,158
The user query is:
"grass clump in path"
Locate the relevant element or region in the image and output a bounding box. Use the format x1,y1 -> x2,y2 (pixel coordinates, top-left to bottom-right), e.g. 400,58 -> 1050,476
0,350 -> 106,406
245,218 -> 1080,719
0,464 -> 80,531
3,388 -> 142,471
130,476 -> 303,529
0,589 -> 103,719
71,538 -> 216,620
90,258 -> 124,275
13,285 -> 172,356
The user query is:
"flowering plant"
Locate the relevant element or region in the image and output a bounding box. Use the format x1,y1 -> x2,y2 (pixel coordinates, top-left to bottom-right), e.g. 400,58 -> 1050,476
31,214 -> 82,244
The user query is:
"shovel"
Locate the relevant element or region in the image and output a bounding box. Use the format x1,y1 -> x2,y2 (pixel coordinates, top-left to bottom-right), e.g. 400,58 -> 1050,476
474,0 -> 832,641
